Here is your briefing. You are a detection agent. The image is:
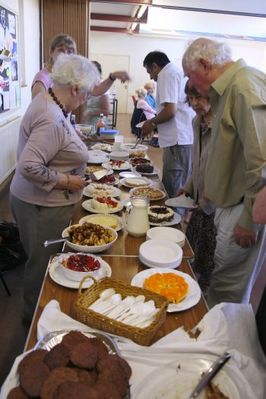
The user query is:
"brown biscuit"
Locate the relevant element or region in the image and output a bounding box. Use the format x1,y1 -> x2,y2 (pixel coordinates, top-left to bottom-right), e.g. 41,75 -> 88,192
7,386 -> 29,399
88,337 -> 109,360
18,349 -> 48,374
55,381 -> 99,399
40,367 -> 79,399
97,354 -> 131,397
75,368 -> 97,385
61,331 -> 89,351
93,381 -> 122,399
44,343 -> 70,370
97,369 -> 128,398
112,354 -> 132,380
97,354 -> 131,381
19,361 -> 50,397
70,341 -> 98,369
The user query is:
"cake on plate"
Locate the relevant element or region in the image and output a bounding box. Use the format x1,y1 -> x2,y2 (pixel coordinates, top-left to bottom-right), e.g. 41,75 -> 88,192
148,205 -> 174,223
144,272 -> 188,303
136,164 -> 154,173
91,196 -> 119,212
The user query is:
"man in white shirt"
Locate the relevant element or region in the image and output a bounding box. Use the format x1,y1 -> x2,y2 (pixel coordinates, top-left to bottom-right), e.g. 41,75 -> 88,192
142,51 -> 194,197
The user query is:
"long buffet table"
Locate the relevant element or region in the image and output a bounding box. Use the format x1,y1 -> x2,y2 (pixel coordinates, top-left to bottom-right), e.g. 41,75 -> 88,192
24,144 -> 208,351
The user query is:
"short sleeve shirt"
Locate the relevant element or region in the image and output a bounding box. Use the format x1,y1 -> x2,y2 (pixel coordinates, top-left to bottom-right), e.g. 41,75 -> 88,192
156,62 -> 194,148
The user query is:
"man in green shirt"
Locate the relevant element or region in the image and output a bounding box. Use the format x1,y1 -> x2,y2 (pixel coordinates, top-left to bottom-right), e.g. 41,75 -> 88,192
182,38 -> 266,307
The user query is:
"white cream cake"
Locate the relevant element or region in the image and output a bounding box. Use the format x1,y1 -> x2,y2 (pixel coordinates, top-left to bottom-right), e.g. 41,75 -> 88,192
148,205 -> 175,223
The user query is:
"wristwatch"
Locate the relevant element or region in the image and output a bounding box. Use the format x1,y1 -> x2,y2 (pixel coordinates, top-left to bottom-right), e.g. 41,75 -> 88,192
109,73 -> 116,82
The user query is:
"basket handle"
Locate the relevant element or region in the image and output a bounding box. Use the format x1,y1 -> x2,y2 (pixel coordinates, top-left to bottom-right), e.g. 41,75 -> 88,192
78,275 -> 97,294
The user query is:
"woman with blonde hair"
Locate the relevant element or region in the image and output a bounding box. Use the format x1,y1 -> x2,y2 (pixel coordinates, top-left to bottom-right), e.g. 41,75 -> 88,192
31,34 -> 76,99
135,88 -> 156,120
31,33 -> 130,100
144,81 -> 156,109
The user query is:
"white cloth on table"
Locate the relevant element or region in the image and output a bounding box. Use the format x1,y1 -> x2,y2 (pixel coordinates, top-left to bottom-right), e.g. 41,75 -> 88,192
1,300 -> 265,399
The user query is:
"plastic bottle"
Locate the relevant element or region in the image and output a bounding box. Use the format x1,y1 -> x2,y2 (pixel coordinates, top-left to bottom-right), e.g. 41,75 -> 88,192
96,113 -> 106,134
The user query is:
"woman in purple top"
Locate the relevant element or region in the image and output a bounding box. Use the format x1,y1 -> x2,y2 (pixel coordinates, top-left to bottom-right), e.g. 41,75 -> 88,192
10,53 -> 99,323
31,33 -> 131,100
31,34 -> 77,99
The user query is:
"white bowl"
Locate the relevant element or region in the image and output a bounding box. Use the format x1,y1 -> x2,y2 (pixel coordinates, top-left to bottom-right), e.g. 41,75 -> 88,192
62,223 -> 118,253
109,151 -> 129,161
139,239 -> 183,269
57,253 -> 105,281
146,227 -> 185,247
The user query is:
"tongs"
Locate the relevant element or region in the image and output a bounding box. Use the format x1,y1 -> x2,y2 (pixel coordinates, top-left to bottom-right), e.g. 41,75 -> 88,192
189,352 -> 231,398
133,136 -> 143,148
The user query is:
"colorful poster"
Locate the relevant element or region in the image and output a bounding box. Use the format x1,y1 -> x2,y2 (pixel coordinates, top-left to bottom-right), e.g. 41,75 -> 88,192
0,5 -> 19,113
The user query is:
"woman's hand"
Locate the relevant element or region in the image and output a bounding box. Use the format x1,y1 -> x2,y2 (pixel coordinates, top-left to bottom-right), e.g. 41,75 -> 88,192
67,175 -> 87,192
111,71 -> 130,83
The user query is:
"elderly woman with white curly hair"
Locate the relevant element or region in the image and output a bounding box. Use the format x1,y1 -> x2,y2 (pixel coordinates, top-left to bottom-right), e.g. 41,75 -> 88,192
10,53 -> 99,323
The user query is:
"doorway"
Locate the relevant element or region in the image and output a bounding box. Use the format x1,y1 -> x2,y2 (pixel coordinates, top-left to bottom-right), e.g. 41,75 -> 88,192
90,53 -> 129,114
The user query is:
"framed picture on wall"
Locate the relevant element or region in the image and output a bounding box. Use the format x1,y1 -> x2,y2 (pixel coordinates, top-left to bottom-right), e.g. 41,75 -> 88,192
0,4 -> 19,113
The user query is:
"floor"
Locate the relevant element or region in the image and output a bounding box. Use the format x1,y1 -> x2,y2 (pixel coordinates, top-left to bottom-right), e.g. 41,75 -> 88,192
0,113 -> 265,387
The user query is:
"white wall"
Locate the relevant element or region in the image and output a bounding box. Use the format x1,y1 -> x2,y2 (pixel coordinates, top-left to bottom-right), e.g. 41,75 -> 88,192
90,31 -> 266,114
0,0 -> 40,184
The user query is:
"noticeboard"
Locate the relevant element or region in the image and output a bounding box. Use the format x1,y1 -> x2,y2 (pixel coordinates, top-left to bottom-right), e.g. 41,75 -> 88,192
0,4 -> 19,114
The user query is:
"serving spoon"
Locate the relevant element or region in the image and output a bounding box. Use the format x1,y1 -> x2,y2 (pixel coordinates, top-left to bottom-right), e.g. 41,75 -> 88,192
43,237 -> 68,247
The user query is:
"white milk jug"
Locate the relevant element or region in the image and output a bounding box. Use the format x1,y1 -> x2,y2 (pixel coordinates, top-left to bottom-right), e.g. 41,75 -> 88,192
126,196 -> 150,237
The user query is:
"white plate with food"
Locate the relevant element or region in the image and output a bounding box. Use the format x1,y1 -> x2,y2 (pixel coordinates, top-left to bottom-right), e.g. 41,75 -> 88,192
49,253 -> 112,289
129,157 -> 151,167
133,165 -> 159,176
131,268 -> 201,312
148,205 -> 182,226
87,150 -> 109,164
79,214 -> 123,232
86,173 -> 120,186
83,183 -> 121,198
91,143 -> 113,152
85,164 -> 110,175
165,194 -> 198,209
62,223 -> 118,253
121,143 -> 148,151
82,198 -> 123,214
102,160 -> 132,171
120,177 -> 152,188
132,353 -> 251,399
130,186 -> 166,201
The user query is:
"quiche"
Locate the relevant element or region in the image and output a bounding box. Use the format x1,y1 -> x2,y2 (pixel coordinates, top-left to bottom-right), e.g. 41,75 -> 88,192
144,273 -> 189,303
131,186 -> 165,201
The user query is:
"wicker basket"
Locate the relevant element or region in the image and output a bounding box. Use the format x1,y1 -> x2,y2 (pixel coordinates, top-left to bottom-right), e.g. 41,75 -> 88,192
73,276 -> 168,346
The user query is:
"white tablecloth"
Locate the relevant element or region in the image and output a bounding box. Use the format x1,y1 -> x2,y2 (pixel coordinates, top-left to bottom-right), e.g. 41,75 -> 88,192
1,300 -> 266,398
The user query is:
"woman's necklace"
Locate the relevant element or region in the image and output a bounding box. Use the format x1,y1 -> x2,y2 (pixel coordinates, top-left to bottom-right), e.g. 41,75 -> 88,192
48,88 -> 68,118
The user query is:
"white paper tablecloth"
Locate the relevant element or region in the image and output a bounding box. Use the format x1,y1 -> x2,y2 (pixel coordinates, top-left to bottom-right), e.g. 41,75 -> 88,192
1,300 -> 266,399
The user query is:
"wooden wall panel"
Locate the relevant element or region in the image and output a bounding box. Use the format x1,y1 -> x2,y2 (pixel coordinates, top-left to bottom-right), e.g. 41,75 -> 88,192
41,0 -> 89,64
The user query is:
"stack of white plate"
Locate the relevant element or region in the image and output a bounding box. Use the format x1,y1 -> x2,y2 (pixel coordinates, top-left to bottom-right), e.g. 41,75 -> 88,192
139,239 -> 183,269
146,227 -> 186,247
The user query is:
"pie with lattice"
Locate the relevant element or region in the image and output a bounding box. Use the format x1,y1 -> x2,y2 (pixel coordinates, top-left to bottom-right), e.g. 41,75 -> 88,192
144,273 -> 189,303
